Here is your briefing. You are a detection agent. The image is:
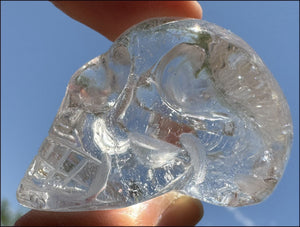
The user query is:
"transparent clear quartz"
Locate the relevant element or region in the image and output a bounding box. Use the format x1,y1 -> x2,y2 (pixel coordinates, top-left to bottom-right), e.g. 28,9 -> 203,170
17,18 -> 293,211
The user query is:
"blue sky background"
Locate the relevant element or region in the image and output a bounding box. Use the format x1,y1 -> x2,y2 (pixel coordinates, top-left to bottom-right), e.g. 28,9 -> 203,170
1,1 -> 299,226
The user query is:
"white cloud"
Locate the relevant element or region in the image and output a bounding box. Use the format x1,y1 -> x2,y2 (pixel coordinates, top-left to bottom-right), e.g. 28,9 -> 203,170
226,207 -> 255,226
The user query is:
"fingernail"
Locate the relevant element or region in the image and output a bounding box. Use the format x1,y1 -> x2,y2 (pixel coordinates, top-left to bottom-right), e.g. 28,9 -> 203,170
156,196 -> 203,226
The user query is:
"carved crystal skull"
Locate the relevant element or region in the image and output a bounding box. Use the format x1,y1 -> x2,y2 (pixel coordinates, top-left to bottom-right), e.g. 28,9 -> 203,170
17,18 -> 293,211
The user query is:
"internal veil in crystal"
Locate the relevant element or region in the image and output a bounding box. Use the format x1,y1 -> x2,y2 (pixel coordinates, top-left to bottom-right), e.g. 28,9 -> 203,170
17,18 -> 293,211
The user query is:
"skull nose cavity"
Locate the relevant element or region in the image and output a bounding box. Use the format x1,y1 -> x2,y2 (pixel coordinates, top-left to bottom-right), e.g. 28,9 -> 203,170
180,133 -> 207,185
93,118 -> 130,155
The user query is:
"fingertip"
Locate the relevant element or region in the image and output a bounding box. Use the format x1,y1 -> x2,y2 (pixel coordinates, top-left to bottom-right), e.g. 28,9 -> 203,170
189,1 -> 203,19
156,196 -> 204,226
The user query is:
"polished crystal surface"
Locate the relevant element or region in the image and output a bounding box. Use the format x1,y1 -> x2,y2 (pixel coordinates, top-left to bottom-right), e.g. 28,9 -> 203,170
17,18 -> 293,211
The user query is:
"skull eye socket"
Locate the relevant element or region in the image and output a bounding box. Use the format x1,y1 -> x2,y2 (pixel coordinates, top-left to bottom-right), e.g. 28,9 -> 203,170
67,57 -> 118,113
154,43 -> 215,114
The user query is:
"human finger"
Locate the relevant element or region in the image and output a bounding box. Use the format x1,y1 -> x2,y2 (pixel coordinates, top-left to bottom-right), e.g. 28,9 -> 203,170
51,1 -> 203,41
15,191 -> 203,226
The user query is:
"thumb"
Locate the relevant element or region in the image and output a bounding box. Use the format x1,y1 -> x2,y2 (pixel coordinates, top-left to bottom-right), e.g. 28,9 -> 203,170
121,191 -> 204,226
15,191 -> 203,226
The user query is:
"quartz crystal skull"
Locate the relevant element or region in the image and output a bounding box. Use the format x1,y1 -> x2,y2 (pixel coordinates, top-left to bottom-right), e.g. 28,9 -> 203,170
17,18 -> 293,211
